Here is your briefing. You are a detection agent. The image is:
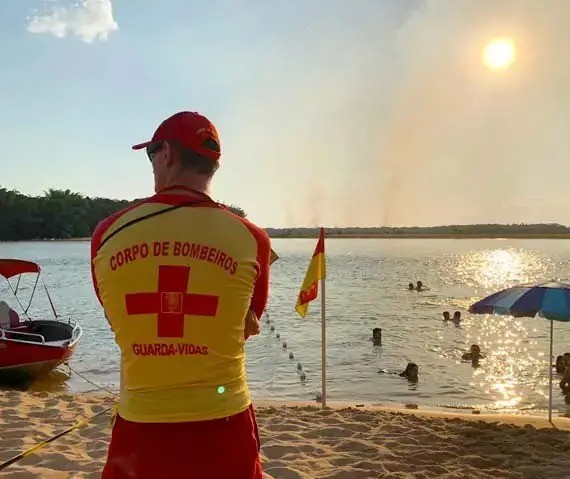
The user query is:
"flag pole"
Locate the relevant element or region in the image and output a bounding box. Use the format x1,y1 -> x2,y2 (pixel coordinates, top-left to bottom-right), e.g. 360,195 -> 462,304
321,228 -> 327,408
549,319 -> 553,423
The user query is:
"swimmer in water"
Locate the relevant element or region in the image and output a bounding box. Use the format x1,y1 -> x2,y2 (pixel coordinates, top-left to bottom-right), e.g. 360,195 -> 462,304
452,311 -> 462,326
416,281 -> 424,291
399,362 -> 419,382
372,328 -> 382,345
555,355 -> 566,374
378,362 -> 419,383
560,367 -> 570,394
564,352 -> 570,369
462,344 -> 485,366
442,311 -> 450,321
408,283 -> 415,291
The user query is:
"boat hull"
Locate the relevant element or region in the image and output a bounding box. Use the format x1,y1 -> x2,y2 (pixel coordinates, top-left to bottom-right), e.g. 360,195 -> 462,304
0,340 -> 77,377
0,320 -> 81,379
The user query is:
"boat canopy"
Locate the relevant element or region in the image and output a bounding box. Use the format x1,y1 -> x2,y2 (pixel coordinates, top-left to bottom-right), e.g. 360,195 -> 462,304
0,259 -> 41,279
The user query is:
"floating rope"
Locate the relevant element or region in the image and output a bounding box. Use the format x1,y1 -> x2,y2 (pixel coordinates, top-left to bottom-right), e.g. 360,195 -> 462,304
264,313 -> 306,384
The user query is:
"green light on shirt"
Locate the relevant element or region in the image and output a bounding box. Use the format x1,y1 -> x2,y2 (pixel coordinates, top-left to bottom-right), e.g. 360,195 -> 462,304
217,386 -> 226,395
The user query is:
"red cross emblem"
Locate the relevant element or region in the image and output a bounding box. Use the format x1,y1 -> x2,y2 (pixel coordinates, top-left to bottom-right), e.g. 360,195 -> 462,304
125,265 -> 219,338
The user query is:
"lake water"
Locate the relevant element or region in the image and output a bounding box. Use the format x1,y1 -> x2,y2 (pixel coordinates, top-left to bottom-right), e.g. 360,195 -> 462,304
3,238 -> 570,417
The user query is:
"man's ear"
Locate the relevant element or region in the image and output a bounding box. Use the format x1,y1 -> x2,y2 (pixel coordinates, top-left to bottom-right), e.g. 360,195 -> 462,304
164,141 -> 176,167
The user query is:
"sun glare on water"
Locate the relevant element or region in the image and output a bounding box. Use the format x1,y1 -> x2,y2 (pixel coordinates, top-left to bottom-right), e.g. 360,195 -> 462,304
483,38 -> 516,70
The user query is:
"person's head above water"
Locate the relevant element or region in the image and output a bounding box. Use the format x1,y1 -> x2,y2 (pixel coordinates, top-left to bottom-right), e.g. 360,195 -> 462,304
416,281 -> 423,289
372,328 -> 382,343
408,283 -> 414,290
443,311 -> 450,320
132,111 -> 221,194
400,362 -> 419,380
556,355 -> 565,372
453,311 -> 461,320
470,344 -> 481,355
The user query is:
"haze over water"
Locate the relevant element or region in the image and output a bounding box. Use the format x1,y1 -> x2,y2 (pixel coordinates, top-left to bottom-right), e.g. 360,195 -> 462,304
3,238 -> 570,417
3,1 -> 570,228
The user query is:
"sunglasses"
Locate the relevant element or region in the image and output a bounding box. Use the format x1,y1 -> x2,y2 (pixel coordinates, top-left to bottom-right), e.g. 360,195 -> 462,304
146,141 -> 164,161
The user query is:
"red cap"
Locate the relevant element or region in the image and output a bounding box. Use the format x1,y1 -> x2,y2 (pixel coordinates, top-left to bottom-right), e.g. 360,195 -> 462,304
132,111 -> 221,161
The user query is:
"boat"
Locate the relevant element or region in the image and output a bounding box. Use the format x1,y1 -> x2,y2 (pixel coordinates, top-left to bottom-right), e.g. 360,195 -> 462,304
0,259 -> 82,378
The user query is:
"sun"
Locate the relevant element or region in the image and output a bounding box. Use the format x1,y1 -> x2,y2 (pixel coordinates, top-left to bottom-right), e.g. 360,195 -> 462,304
483,38 -> 516,70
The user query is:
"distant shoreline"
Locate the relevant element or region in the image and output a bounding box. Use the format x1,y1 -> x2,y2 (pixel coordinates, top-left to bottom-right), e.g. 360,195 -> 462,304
291,233 -> 570,239
5,233 -> 570,242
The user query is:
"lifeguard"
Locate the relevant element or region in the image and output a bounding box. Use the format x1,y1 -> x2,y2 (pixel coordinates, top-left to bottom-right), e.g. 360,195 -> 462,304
91,111 -> 270,479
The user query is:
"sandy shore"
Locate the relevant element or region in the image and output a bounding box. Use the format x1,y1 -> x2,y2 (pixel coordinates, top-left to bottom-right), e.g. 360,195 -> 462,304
2,392 -> 570,478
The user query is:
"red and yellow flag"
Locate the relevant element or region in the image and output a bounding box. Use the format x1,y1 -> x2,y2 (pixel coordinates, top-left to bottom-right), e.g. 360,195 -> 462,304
270,249 -> 279,265
295,228 -> 326,318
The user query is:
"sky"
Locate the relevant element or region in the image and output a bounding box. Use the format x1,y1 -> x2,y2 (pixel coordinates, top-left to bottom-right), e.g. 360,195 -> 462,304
1,0 -> 570,228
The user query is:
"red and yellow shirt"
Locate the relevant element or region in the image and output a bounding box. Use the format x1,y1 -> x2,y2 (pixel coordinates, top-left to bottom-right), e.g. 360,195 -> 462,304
90,189 -> 270,423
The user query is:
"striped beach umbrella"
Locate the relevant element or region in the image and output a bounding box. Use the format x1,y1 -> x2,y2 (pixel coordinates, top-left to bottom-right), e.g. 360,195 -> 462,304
469,281 -> 570,421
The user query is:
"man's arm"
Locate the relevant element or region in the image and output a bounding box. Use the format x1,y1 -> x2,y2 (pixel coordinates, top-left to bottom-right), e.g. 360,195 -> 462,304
89,202 -> 142,307
244,226 -> 271,339
244,308 -> 260,339
90,216 -> 122,333
90,221 -> 105,307
250,233 -> 271,318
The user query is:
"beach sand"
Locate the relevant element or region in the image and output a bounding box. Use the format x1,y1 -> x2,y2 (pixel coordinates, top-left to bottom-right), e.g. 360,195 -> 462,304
2,392 -> 570,478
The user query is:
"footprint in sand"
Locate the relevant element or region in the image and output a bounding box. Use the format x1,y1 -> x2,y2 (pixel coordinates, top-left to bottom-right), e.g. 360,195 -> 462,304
264,466 -> 305,479
305,426 -> 355,439
342,422 -> 373,434
262,444 -> 302,460
335,438 -> 379,455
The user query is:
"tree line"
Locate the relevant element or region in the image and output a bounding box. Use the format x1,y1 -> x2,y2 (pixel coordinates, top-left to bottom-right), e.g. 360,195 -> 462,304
2,186 -> 568,241
267,223 -> 570,238
0,187 -> 246,241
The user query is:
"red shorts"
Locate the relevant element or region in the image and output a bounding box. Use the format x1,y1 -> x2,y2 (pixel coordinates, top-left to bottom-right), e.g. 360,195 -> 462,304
102,405 -> 263,479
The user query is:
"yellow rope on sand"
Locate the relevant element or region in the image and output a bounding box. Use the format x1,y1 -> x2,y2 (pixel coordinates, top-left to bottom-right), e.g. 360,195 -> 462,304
0,365 -> 119,472
67,364 -> 119,399
110,403 -> 119,427
66,364 -> 120,426
0,404 -> 115,471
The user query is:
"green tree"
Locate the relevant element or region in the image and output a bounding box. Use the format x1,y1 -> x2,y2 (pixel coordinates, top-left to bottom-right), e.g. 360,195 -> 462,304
0,185 -> 249,241
226,204 -> 246,218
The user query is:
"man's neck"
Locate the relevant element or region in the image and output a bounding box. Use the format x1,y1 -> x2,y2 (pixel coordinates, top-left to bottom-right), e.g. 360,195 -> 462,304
161,174 -> 211,196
